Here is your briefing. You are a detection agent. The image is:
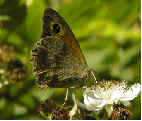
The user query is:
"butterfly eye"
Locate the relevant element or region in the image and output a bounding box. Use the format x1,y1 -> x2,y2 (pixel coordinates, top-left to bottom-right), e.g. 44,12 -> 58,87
53,24 -> 60,33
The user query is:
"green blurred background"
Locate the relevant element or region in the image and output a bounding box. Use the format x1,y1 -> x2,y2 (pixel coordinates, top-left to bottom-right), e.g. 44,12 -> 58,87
0,0 -> 141,119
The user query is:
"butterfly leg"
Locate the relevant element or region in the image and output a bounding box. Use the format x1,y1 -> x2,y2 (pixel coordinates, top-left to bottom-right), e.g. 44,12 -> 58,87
62,88 -> 69,106
69,90 -> 78,120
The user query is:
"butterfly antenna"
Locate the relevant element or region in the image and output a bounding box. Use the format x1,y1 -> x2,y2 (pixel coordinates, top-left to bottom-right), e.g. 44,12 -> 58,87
62,88 -> 69,106
91,70 -> 97,83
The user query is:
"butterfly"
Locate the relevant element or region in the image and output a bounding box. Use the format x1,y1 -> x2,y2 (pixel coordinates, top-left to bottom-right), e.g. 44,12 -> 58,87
31,8 -> 95,88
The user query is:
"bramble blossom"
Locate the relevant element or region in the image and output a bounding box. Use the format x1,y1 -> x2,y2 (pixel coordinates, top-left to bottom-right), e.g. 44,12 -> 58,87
83,80 -> 141,111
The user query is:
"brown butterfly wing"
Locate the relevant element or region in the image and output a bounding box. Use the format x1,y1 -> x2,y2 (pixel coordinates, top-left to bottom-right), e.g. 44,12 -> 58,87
31,8 -> 90,88
42,8 -> 88,67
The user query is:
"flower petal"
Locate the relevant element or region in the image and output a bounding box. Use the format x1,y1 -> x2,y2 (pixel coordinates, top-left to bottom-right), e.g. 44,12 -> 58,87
119,83 -> 141,101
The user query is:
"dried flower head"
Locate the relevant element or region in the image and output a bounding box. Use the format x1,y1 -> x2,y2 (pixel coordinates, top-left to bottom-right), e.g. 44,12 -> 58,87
39,99 -> 57,117
5,60 -> 27,83
0,45 -> 16,63
50,107 -> 70,120
83,80 -> 140,111
112,104 -> 131,120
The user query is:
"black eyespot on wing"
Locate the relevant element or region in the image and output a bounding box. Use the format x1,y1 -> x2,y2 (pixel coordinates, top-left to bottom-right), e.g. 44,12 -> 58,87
53,24 -> 60,33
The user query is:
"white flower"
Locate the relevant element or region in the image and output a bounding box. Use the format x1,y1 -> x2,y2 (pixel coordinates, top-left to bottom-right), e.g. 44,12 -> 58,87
83,80 -> 141,111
